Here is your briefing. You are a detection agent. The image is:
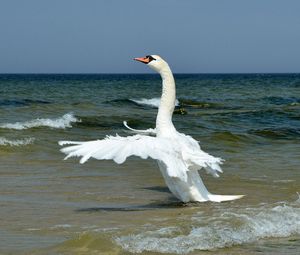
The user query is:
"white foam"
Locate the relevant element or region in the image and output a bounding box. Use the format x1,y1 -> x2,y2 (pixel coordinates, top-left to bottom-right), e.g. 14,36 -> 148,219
273,179 -> 295,183
115,200 -> 300,254
0,113 -> 79,130
0,137 -> 35,146
26,228 -> 41,231
50,224 -> 73,230
131,98 -> 179,108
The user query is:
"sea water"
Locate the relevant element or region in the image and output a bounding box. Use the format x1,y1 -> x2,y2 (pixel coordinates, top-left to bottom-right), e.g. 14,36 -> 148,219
0,74 -> 299,254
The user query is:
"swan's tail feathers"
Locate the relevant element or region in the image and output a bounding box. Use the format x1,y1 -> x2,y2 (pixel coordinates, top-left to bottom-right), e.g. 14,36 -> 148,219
208,194 -> 245,202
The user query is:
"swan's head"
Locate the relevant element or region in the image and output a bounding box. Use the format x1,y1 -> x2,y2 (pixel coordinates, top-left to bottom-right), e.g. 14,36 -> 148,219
134,55 -> 168,73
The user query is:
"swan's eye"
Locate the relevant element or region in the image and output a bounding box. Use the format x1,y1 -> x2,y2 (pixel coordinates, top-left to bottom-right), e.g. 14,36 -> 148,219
146,55 -> 156,62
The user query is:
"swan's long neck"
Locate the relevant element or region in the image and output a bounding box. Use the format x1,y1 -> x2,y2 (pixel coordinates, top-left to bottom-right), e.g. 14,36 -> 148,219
156,64 -> 176,136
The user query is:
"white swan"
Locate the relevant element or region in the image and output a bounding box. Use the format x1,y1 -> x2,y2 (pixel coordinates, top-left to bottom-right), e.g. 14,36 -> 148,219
59,55 -> 244,202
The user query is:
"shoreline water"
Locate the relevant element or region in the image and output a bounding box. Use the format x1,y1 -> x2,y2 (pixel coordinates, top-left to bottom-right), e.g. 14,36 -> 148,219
0,74 -> 299,254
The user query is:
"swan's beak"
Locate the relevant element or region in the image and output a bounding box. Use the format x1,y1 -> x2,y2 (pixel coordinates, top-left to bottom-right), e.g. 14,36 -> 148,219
134,56 -> 150,64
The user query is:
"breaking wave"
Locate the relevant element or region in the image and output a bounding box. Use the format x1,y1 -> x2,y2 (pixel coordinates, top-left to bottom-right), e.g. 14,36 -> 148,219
0,113 -> 79,130
0,137 -> 35,146
130,98 -> 179,108
115,200 -> 300,254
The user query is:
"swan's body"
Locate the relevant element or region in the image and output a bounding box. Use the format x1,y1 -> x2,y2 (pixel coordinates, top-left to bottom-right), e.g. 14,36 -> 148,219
59,55 -> 243,202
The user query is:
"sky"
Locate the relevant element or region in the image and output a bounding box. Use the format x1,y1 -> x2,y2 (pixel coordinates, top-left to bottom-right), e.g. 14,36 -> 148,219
0,0 -> 300,73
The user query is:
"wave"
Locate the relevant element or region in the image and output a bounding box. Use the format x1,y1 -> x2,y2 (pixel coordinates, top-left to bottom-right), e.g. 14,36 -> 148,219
289,102 -> 300,107
107,97 -> 219,110
106,98 -> 140,107
263,96 -> 300,106
0,137 -> 34,146
130,98 -> 179,108
249,128 -> 300,139
77,115 -> 152,129
0,99 -> 51,107
179,99 -> 221,109
211,131 -> 252,143
115,200 -> 300,254
130,98 -> 219,109
0,113 -> 79,130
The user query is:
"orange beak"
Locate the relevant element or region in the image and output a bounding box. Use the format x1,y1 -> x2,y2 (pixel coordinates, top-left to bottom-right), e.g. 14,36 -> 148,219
134,56 -> 150,64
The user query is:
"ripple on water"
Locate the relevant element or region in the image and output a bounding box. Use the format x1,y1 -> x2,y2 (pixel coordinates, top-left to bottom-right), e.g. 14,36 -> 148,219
249,128 -> 300,140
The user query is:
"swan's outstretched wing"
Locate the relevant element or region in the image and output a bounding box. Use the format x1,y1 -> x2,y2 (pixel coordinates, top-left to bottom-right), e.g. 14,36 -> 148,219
123,121 -> 156,135
59,134 -> 188,181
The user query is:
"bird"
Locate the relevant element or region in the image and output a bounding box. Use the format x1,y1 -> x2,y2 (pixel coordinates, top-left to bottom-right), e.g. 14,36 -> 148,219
59,55 -> 244,203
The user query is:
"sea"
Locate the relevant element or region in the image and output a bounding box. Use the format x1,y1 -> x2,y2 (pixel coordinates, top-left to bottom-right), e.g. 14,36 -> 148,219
0,73 -> 299,255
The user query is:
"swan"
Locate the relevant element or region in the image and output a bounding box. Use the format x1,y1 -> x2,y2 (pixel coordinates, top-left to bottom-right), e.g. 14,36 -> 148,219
59,55 -> 244,202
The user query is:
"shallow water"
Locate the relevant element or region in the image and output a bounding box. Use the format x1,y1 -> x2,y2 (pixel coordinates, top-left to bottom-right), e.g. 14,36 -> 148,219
0,74 -> 299,254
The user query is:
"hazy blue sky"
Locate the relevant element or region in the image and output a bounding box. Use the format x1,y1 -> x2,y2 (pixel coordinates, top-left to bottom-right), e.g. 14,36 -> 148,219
0,0 -> 300,73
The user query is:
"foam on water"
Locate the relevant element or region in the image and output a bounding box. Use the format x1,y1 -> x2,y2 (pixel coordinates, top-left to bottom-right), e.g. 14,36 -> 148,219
0,113 -> 79,130
131,97 -> 179,108
115,200 -> 300,254
0,137 -> 35,146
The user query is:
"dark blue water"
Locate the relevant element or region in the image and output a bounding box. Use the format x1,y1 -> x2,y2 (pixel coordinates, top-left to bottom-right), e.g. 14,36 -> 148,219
0,74 -> 299,254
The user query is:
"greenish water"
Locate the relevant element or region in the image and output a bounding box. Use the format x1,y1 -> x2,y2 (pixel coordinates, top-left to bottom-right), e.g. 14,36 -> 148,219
0,74 -> 299,254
